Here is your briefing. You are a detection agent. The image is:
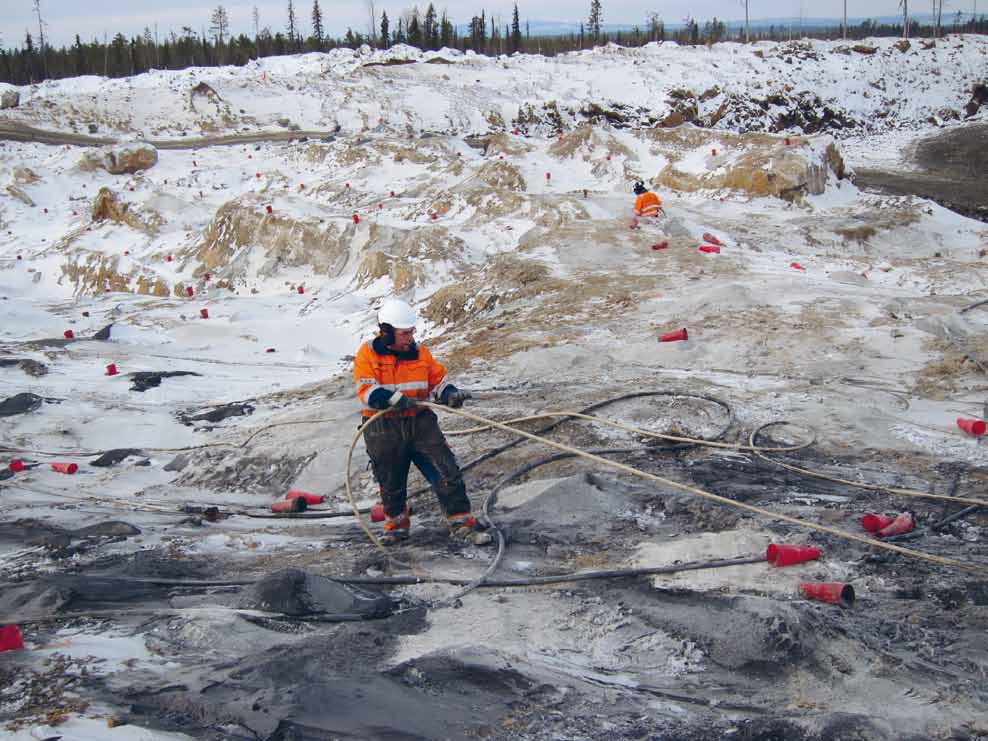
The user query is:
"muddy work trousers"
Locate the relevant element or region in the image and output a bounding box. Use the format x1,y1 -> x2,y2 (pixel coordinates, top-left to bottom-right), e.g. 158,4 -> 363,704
362,409 -> 470,519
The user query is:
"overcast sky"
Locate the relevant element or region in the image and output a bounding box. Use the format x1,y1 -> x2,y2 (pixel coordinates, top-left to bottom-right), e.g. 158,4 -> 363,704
2,0 -> 959,49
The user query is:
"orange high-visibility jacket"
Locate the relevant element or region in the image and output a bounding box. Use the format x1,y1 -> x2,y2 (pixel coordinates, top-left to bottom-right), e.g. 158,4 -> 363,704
354,336 -> 452,417
634,191 -> 662,217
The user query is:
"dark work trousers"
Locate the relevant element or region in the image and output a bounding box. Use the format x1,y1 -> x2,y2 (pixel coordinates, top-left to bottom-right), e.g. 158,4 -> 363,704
362,408 -> 471,519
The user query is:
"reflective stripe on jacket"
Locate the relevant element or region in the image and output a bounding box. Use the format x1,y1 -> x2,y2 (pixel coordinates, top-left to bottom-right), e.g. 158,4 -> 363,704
354,336 -> 452,417
634,191 -> 662,217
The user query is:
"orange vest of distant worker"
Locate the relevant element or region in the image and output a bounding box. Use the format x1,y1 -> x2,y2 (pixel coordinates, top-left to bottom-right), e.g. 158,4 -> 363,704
354,337 -> 451,418
634,191 -> 662,217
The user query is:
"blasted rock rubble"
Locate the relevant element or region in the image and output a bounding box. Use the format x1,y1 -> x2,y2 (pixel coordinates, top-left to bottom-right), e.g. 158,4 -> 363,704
1,35 -> 988,741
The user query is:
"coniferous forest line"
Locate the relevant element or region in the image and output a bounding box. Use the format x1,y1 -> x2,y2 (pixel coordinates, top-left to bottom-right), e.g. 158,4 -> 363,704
2,1 -> 987,86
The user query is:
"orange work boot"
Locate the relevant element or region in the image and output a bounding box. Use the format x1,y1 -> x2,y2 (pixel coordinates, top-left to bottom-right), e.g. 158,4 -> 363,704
381,511 -> 411,545
447,512 -> 493,546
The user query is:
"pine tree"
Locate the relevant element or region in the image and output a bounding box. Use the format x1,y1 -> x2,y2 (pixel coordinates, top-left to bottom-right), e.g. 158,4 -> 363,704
287,0 -> 298,50
210,6 -> 229,45
380,11 -> 390,48
588,0 -> 603,43
511,4 -> 522,52
424,4 -> 438,50
311,0 -> 324,48
407,9 -> 421,48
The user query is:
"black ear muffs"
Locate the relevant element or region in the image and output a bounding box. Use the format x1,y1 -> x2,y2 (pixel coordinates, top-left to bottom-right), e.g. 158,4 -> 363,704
380,323 -> 396,345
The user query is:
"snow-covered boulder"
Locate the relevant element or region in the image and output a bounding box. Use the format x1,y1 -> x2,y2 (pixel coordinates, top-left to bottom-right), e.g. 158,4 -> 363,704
78,143 -> 158,174
0,90 -> 18,109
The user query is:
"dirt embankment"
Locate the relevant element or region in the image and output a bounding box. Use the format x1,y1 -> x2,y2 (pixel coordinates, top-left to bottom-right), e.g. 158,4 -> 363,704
854,123 -> 988,222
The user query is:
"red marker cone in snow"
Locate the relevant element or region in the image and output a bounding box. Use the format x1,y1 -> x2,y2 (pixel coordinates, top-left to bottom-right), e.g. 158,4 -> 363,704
248,154 -> 252,159
390,190 -> 395,197
63,330 -> 74,339
82,311 -> 90,317
957,418 -> 987,436
801,582 -> 855,606
166,255 -> 173,262
790,262 -> 806,271
256,172 -> 261,178
271,497 -> 307,513
659,328 -> 688,342
193,160 -> 197,167
266,205 -> 273,214
876,512 -> 914,537
698,245 -> 721,254
0,625 -> 24,653
785,137 -> 792,145
431,213 -> 438,220
711,148 -> 717,156
861,514 -> 896,533
266,348 -> 276,353
8,460 -> 25,473
186,286 -> 194,297
51,462 -> 78,475
606,154 -> 612,161
702,232 -> 724,246
287,490 -> 325,505
546,171 -> 551,182
353,213 -> 360,224
651,241 -> 669,250
512,128 -> 520,135
106,363 -> 118,376
200,308 -> 209,319
299,183 -> 305,190
204,273 -> 211,281
766,544 -> 820,567
345,182 -> 350,189
297,286 -> 305,295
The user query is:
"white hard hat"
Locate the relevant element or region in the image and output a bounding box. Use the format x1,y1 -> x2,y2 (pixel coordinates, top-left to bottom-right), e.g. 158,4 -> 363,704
377,299 -> 417,329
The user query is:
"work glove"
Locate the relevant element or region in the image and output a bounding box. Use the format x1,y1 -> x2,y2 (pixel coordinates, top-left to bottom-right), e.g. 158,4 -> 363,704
388,391 -> 418,411
446,390 -> 472,408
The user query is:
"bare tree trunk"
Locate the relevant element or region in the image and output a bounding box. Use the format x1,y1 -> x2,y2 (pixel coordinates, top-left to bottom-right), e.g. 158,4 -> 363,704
103,31 -> 109,76
744,0 -> 750,42
843,0 -> 848,39
366,0 -> 377,45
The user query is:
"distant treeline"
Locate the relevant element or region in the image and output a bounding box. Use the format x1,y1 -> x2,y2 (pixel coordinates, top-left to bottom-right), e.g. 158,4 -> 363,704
2,5 -> 987,87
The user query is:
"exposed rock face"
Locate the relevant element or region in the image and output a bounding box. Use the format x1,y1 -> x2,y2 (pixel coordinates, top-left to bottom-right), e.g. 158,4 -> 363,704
12,167 -> 40,184
5,184 -> 35,206
965,83 -> 988,118
0,90 -> 19,109
650,127 -> 848,201
79,144 -> 158,174
90,187 -> 162,234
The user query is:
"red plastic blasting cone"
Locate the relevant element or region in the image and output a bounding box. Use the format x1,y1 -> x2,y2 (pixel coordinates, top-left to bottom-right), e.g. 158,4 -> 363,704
390,190 -> 395,197
698,245 -> 721,254
370,503 -> 385,522
266,205 -> 273,214
186,286 -> 194,297
200,309 -> 209,319
659,328 -> 688,343
790,262 -> 806,271
299,183 -> 305,190
785,137 -> 792,145
271,497 -> 307,513
861,514 -> 896,533
51,462 -> 78,475
711,148 -> 717,156
957,418 -> 987,436
106,363 -> 118,376
345,182 -> 350,189
876,512 -> 914,538
0,624 -> 24,652
204,273 -> 211,281
193,160 -> 197,167
431,213 -> 438,220
801,582 -> 855,606
8,460 -> 24,473
63,330 -> 74,339
287,490 -> 325,505
766,543 -> 821,567
255,172 -> 261,178
167,255 -> 173,262
702,232 -> 723,246
353,213 -> 360,224
651,241 -> 669,250
546,172 -> 551,181
297,286 -> 305,295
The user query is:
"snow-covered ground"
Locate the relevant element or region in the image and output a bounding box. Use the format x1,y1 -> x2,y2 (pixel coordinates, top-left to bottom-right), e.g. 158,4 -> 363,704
1,36 -> 987,740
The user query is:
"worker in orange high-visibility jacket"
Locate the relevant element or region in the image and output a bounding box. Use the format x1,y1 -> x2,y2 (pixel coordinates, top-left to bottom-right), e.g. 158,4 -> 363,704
633,181 -> 663,218
354,298 -> 493,546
